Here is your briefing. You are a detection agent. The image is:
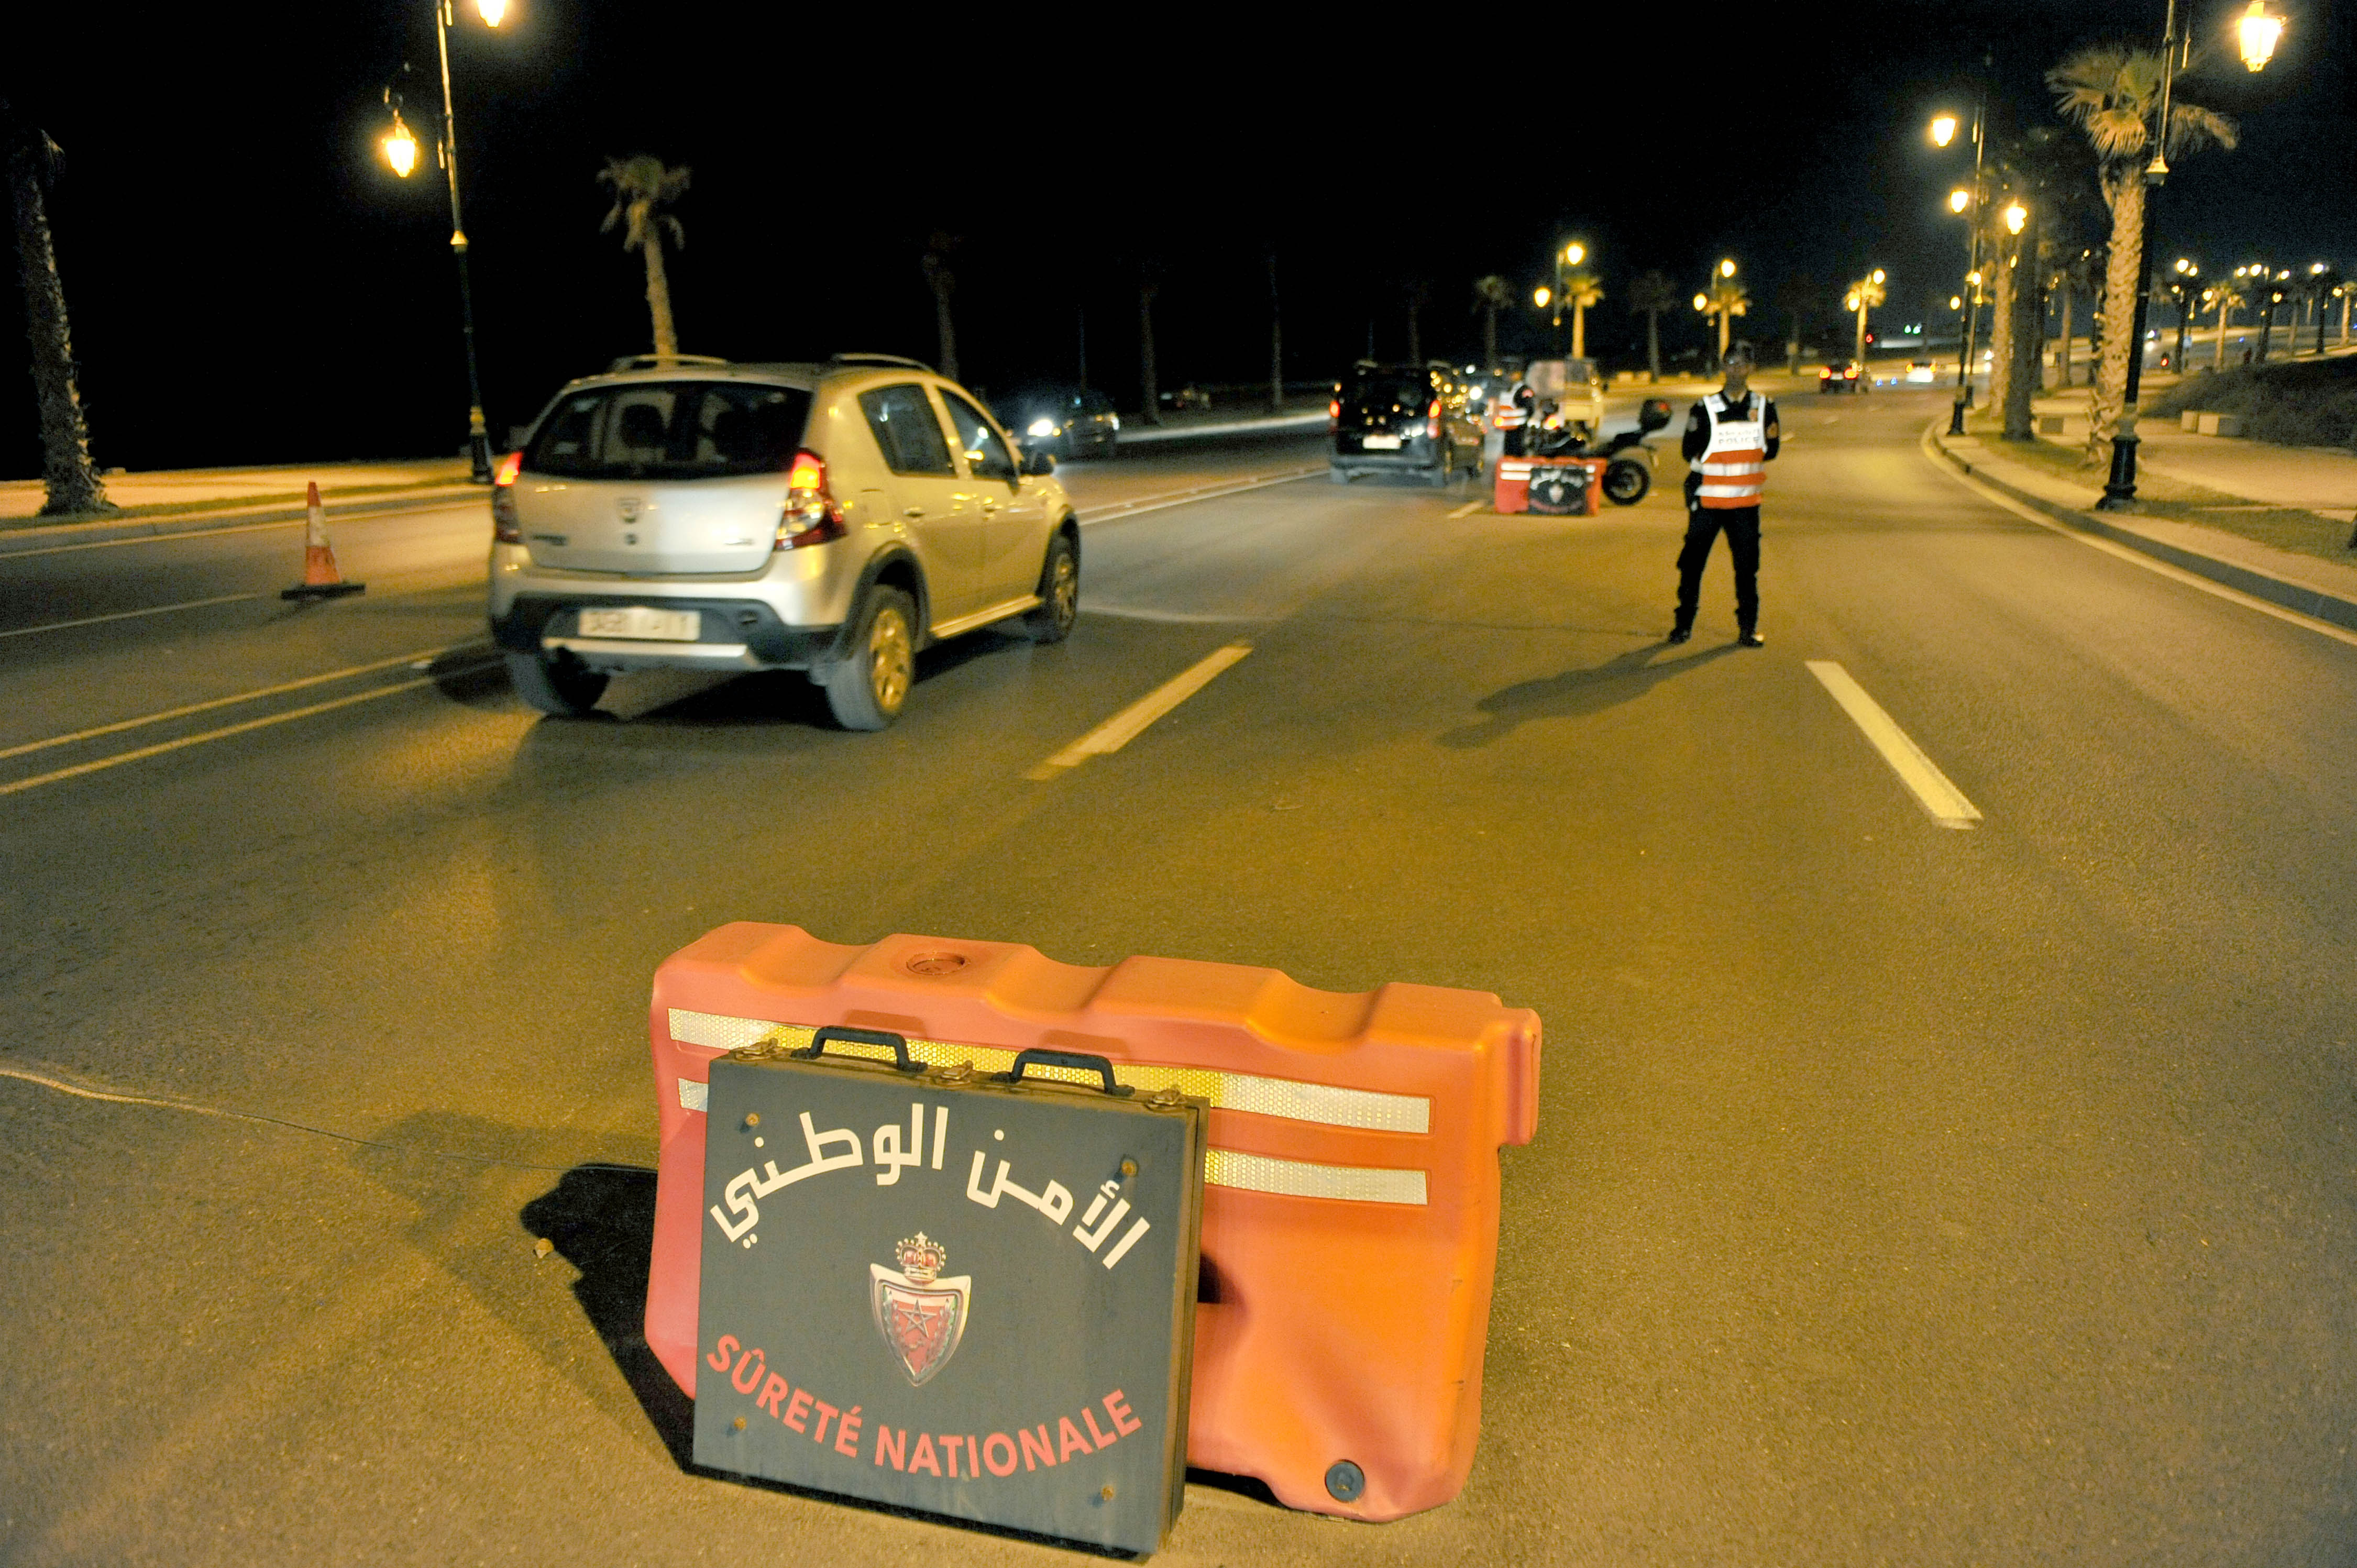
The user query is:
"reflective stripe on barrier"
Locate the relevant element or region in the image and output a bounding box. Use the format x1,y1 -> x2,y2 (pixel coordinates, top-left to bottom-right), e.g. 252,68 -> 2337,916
644,923 -> 1541,1524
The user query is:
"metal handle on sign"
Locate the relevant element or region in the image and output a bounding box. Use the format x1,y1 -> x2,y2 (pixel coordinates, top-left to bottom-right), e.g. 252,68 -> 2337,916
1002,1048 -> 1131,1096
797,1025 -> 919,1072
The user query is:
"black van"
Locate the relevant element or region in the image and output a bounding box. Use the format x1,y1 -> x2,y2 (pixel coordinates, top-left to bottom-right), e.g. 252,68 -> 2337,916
1329,363 -> 1483,486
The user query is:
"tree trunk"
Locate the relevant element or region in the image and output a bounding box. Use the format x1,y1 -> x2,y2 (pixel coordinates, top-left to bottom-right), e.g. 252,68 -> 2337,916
1137,284 -> 1159,426
1076,305 -> 1087,388
641,224 -> 680,363
1988,241 -> 2017,423
1647,311 -> 1661,380
8,133 -> 111,515
1571,303 -> 1584,360
927,278 -> 957,382
1266,254 -> 1282,413
1482,305 -> 1499,372
1851,304 -> 1865,368
1406,301 -> 1420,366
2003,222 -> 2042,441
2215,299 -> 2232,371
2086,173 -> 2143,460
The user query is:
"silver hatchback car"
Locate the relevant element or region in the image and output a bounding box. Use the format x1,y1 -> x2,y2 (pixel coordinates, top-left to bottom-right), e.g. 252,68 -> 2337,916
489,354 -> 1081,728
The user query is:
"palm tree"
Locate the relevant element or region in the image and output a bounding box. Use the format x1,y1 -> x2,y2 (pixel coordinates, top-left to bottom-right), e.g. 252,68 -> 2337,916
1628,270 -> 1676,381
920,231 -> 960,381
2206,278 -> 2246,371
1560,269 -> 1603,360
1136,259 -> 1162,426
2048,45 -> 2237,459
1703,277 -> 1750,367
599,156 -> 690,363
1404,278 -> 1430,365
2051,247 -> 2102,387
1266,251 -> 1283,412
5,103 -> 110,515
1845,274 -> 1886,367
1471,275 -> 1513,370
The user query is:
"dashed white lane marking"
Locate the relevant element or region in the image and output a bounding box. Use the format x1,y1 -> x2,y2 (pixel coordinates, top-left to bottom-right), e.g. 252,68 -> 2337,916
1027,644 -> 1252,780
0,591 -> 266,641
1806,660 -> 1983,830
1919,423 -> 2357,651
1077,468 -> 1321,528
1446,500 -> 1483,518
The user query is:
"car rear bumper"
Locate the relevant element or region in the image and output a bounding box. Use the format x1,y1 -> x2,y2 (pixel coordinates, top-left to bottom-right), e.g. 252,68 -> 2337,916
491,592 -> 840,671
1332,435 -> 1446,472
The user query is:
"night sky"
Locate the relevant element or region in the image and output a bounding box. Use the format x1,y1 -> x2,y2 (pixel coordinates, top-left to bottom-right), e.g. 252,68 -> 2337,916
4,0 -> 2350,477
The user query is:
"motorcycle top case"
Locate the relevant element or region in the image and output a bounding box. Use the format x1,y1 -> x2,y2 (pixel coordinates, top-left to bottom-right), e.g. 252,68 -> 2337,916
646,924 -> 1543,1522
692,1029 -> 1206,1556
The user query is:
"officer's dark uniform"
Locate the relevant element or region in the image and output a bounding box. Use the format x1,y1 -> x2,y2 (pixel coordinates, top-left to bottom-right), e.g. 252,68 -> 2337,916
1669,374 -> 1780,646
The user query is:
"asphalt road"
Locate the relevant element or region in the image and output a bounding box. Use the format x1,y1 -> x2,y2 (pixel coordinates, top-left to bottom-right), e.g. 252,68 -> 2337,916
3,395 -> 2353,1565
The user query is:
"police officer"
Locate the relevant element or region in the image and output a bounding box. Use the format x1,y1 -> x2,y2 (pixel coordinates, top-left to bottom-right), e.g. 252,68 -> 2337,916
1668,343 -> 1779,646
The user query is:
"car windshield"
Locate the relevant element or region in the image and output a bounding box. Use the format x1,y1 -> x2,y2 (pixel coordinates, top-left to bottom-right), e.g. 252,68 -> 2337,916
526,381 -> 812,479
1343,374 -> 1429,411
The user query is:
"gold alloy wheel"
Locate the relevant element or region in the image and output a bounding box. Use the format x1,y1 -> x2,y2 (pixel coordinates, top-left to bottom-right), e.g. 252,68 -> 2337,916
867,604 -> 912,714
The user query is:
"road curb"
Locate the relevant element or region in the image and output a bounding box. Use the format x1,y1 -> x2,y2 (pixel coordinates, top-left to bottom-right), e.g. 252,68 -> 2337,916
1922,422 -> 2357,634
0,487 -> 483,558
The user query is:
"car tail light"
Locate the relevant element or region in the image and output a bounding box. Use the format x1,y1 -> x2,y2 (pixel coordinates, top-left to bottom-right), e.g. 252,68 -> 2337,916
491,450 -> 523,542
1427,399 -> 1441,439
1844,367 -> 1857,379
778,448 -> 846,550
1327,397 -> 1340,428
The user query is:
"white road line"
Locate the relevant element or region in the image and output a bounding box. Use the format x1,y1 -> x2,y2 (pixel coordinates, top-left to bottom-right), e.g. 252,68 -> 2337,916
0,645 -> 471,763
1806,660 -> 1983,830
0,592 -> 266,641
1027,644 -> 1252,780
0,672 -> 473,798
1446,500 -> 1483,518
1920,424 -> 2357,651
1077,468 -> 1321,528
0,493 -> 479,561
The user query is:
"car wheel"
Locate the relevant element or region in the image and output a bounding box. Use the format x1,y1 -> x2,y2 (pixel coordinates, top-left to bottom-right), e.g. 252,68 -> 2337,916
1428,442 -> 1455,487
1022,531 -> 1079,643
505,649 -> 608,717
1328,465 -> 1352,483
822,587 -> 916,731
1603,459 -> 1651,506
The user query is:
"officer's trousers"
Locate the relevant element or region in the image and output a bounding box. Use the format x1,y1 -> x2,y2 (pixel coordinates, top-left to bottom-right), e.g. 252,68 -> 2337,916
1674,503 -> 1760,632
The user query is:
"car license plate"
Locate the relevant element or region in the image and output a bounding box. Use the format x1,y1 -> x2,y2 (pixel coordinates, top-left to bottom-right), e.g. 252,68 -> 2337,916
1362,435 -> 1403,450
578,606 -> 700,641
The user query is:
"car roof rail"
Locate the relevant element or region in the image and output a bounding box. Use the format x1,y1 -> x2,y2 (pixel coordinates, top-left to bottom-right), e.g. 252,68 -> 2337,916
605,353 -> 732,372
829,352 -> 934,372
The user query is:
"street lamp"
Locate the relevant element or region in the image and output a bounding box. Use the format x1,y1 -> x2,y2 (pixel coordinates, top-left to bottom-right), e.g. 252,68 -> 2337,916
1949,188 -> 1971,213
1932,90 -> 1987,433
2003,202 -> 2028,235
2238,0 -> 2283,70
1565,242 -> 1585,267
1930,114 -> 1959,148
380,0 -> 510,482
1719,258 -> 1737,279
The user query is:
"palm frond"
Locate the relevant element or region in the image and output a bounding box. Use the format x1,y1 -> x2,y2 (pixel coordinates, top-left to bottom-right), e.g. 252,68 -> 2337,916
2164,103 -> 2239,156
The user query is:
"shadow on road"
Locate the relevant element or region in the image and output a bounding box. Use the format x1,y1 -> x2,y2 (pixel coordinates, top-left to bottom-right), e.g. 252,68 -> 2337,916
1438,640 -> 1738,748
520,1164 -> 697,1467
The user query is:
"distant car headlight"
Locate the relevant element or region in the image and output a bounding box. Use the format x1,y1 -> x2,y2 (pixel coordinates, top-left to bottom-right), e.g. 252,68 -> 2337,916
1027,418 -> 1058,438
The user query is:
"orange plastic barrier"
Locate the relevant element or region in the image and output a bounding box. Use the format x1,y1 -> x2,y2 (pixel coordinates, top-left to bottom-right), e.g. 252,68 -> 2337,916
643,923 -> 1541,1521
1493,455 -> 1605,516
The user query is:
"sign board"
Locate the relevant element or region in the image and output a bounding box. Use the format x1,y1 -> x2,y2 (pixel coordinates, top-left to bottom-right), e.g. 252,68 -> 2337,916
692,1032 -> 1205,1555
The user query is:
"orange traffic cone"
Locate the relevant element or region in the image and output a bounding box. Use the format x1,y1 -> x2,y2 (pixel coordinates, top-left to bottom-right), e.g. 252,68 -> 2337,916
281,481 -> 365,601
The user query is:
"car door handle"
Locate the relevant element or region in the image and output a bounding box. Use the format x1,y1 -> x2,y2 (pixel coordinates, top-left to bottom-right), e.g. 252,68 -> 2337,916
981,499 -> 1001,513
903,506 -> 924,518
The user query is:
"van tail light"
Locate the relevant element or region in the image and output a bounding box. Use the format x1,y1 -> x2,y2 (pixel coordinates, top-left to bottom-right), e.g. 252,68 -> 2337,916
778,448 -> 846,550
1327,397 -> 1339,429
491,450 -> 523,542
1427,399 -> 1442,439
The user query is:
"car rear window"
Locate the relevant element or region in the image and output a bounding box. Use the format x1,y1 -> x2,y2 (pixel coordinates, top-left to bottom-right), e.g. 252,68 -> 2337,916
1342,374 -> 1430,411
526,381 -> 811,479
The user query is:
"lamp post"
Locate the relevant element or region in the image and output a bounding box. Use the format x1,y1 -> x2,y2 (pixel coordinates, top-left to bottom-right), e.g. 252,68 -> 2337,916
1933,82 -> 1987,435
382,0 -> 508,482
1846,270 -> 1886,370
2169,258 -> 2198,369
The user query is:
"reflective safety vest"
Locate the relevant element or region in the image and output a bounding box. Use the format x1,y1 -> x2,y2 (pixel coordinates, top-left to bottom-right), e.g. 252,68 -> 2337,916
1693,391 -> 1770,509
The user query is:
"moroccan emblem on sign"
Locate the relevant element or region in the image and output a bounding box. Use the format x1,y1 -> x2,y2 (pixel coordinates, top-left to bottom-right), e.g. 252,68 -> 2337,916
869,1233 -> 971,1386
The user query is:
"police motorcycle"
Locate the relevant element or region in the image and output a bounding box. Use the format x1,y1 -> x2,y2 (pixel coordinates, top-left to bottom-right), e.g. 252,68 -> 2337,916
1508,392 -> 1675,507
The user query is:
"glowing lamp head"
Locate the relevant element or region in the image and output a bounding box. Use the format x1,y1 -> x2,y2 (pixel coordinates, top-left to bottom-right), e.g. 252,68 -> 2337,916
1693,293 -> 1708,312
1533,286 -> 1551,309
1949,295 -> 1963,311
1871,269 -> 1886,285
2311,262 -> 2327,274
2003,203 -> 2027,235
1930,114 -> 1958,148
2174,258 -> 2190,273
477,0 -> 508,22
1565,242 -> 1584,265
2239,0 -> 2282,71
1719,258 -> 1736,278
1949,189 -> 1971,214
382,118 -> 418,178
1845,294 -> 1860,312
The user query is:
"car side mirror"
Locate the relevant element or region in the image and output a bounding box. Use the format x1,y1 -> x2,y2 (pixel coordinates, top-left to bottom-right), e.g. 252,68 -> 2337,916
1021,449 -> 1056,477
1637,398 -> 1672,434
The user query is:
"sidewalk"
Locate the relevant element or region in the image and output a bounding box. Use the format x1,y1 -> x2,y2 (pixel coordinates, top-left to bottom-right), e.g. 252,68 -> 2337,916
0,457 -> 480,554
1927,396 -> 2357,633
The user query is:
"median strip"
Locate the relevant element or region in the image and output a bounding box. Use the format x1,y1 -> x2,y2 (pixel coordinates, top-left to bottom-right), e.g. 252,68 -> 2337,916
1026,644 -> 1252,781
1077,468 -> 1323,528
1806,660 -> 1982,830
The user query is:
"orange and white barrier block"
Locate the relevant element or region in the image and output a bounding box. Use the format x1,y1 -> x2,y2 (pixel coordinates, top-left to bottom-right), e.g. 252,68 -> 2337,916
643,923 -> 1541,1521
